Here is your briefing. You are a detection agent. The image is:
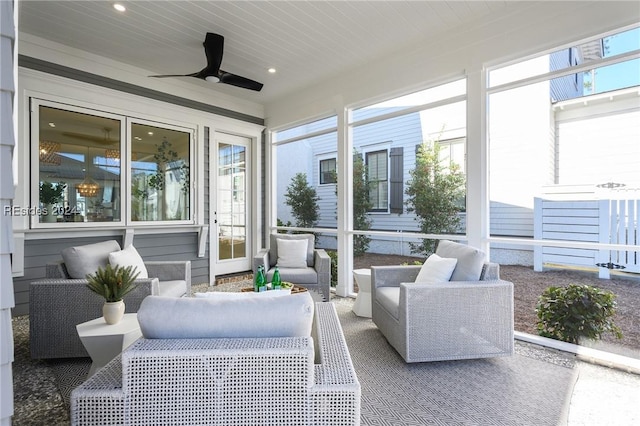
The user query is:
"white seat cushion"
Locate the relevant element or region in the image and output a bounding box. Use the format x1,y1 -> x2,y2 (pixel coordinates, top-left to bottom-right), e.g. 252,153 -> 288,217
376,287 -> 400,319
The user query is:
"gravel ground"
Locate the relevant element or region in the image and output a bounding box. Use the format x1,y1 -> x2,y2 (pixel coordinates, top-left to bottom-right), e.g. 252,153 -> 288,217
353,253 -> 640,359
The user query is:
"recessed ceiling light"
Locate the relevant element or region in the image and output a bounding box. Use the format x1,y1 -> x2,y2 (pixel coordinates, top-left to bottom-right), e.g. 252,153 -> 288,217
134,136 -> 142,141
268,68 -> 277,74
147,132 -> 154,136
113,3 -> 126,12
48,122 -> 56,127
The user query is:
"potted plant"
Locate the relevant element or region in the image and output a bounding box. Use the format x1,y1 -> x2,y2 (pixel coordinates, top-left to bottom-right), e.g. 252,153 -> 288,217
86,264 -> 140,324
39,181 -> 66,222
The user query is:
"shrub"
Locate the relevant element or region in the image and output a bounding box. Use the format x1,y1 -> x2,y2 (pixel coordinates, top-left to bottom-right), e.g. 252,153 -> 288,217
536,284 -> 622,344
327,250 -> 338,287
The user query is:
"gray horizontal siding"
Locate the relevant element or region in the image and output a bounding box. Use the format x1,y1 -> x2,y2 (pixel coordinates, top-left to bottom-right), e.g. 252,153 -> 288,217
12,232 -> 203,316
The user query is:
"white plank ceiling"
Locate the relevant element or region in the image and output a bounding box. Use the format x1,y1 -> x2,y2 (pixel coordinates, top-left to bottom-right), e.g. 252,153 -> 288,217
18,1 -> 517,104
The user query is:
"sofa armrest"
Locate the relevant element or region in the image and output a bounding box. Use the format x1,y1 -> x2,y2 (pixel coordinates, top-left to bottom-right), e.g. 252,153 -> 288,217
400,279 -> 514,360
46,262 -> 69,278
29,278 -> 158,359
371,265 -> 421,289
253,248 -> 269,274
145,261 -> 191,295
311,303 -> 361,424
481,262 -> 501,281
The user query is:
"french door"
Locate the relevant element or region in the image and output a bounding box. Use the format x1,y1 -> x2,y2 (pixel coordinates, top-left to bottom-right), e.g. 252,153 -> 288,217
214,133 -> 252,275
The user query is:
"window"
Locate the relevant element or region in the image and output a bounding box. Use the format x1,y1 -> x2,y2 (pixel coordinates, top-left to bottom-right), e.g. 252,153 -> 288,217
36,105 -> 123,224
366,150 -> 388,212
130,122 -> 190,222
32,100 -> 192,226
273,115 -> 338,232
319,158 -> 337,184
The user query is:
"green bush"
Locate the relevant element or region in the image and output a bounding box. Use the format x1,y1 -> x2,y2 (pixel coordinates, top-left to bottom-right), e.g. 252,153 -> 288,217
327,250 -> 338,287
536,284 -> 622,344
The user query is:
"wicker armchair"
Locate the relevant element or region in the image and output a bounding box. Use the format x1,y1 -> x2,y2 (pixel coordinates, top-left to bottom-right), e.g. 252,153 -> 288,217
371,241 -> 514,363
30,240 -> 191,359
254,233 -> 331,301
71,302 -> 361,426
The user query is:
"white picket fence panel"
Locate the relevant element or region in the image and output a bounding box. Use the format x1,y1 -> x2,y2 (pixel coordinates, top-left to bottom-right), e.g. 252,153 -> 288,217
534,198 -> 640,278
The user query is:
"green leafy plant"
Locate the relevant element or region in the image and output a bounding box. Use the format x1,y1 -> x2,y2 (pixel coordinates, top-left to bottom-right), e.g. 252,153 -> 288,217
39,181 -> 66,205
405,139 -> 465,256
329,151 -> 372,255
327,250 -> 338,287
284,172 -> 320,229
536,284 -> 622,344
86,264 -> 141,302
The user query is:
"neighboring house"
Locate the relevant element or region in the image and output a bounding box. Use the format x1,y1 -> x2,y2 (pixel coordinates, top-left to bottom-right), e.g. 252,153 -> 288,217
277,46 -> 640,269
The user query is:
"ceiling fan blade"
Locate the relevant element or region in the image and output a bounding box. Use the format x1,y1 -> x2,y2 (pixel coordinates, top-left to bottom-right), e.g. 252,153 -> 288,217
219,70 -> 264,91
148,72 -> 199,78
202,32 -> 224,76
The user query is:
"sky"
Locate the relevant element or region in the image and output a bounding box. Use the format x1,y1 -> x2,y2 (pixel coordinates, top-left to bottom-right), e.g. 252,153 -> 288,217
585,27 -> 640,94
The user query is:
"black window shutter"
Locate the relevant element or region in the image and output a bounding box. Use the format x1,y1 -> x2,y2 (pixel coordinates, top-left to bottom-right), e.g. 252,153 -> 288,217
389,147 -> 403,214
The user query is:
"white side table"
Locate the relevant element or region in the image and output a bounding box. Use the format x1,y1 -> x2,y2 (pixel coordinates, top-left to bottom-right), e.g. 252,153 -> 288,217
352,269 -> 372,318
76,313 -> 142,376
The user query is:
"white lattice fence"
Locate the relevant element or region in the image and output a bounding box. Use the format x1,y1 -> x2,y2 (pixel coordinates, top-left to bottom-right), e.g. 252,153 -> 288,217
534,198 -> 640,278
598,199 -> 640,278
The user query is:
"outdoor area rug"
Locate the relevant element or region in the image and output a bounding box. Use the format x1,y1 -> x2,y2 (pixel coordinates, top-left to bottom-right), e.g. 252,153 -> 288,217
332,297 -> 577,426
13,284 -> 578,425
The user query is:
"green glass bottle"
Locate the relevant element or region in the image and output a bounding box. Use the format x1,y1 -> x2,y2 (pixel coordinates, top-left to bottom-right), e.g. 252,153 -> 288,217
256,265 -> 267,292
272,267 -> 282,290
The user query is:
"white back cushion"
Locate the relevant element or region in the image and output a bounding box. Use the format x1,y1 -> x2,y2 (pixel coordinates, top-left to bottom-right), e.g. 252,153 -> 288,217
414,253 -> 458,283
435,240 -> 486,281
61,240 -> 121,278
138,292 -> 315,339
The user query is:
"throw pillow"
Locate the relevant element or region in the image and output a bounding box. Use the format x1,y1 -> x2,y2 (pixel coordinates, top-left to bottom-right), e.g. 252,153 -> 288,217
138,292 -> 315,339
108,244 -> 149,278
61,240 -> 121,279
435,240 -> 486,281
194,289 -> 292,299
414,253 -> 458,283
276,238 -> 308,268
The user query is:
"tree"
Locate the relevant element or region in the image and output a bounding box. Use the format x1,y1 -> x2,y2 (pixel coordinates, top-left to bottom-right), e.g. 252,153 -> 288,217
331,152 -> 373,255
405,140 -> 466,256
284,172 -> 320,229
352,152 -> 373,255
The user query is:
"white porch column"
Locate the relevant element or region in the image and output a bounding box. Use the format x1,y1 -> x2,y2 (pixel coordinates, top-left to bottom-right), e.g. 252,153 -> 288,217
466,67 -> 490,257
335,102 -> 353,297
0,0 -> 16,424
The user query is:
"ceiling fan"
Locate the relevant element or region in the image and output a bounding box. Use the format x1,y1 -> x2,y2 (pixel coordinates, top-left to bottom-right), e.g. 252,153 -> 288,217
149,33 -> 264,92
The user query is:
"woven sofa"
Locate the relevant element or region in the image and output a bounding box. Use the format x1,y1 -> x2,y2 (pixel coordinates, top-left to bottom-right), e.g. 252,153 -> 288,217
71,294 -> 361,426
30,240 -> 191,359
372,240 -> 514,363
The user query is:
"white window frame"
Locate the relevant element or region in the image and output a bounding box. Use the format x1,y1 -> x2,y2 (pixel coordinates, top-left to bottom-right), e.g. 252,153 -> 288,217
29,97 -> 196,229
